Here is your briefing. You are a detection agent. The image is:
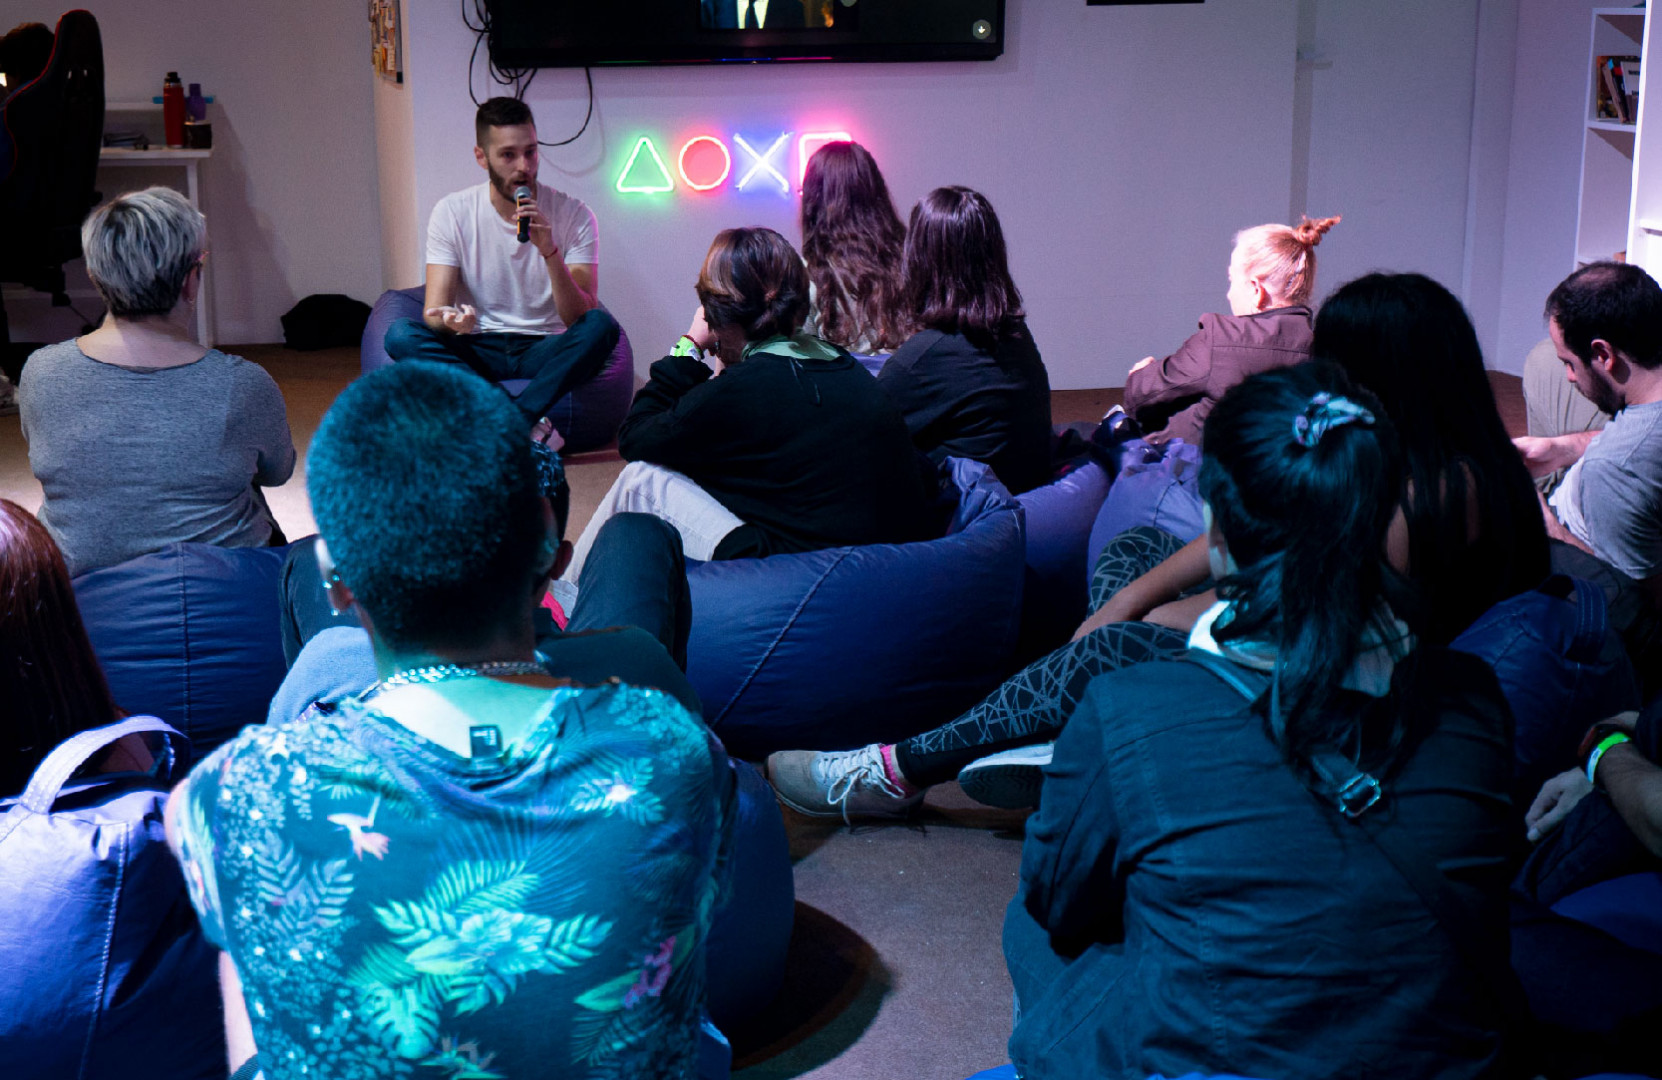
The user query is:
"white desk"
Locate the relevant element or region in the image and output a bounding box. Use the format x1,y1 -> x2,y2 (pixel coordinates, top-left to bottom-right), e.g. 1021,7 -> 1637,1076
100,107 -> 213,345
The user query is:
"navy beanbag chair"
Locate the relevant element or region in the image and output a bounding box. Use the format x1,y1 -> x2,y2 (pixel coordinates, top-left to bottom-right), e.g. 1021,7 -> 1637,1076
1012,460 -> 1111,656
705,760 -> 794,1026
361,286 -> 636,453
1086,438 -> 1207,582
686,458 -> 1026,758
73,543 -> 292,759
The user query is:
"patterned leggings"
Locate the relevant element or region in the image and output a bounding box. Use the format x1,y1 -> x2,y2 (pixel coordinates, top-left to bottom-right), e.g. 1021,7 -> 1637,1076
893,527 -> 1191,787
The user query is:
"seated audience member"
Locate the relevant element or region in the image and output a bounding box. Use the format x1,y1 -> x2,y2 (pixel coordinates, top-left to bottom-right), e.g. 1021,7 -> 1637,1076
799,140 -> 907,356
769,273 -> 1546,819
274,440 -> 700,720
384,96 -> 620,444
1517,262 -> 1662,616
1004,363 -> 1516,1080
1512,699 -> 1662,1078
165,360 -> 734,1080
1122,215 -> 1337,448
1523,336 -> 1607,495
0,499 -> 222,1078
18,187 -> 295,576
564,226 -> 935,581
877,186 -> 1054,494
0,21 -> 52,99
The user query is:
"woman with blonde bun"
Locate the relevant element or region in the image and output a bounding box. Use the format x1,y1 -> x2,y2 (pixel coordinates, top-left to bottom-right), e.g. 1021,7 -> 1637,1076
1123,215 -> 1340,448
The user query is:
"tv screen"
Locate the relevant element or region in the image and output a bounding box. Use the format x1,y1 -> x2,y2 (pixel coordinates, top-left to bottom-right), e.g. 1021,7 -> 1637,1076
487,0 -> 1004,67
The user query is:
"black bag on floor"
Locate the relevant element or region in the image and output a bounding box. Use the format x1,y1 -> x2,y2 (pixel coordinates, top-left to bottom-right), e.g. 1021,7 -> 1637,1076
280,293 -> 371,351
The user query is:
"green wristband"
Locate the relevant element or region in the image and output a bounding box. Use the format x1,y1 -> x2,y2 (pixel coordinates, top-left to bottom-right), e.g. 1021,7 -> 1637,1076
1587,731 -> 1633,786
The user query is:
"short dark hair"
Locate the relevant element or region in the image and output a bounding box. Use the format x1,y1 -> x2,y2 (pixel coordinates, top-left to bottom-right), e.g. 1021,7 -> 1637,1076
696,227 -> 811,342
902,186 -> 1024,349
475,96 -> 534,147
307,362 -> 547,653
1545,261 -> 1662,370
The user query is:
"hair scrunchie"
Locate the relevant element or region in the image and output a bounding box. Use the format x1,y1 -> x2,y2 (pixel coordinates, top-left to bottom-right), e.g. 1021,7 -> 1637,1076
1292,392 -> 1374,448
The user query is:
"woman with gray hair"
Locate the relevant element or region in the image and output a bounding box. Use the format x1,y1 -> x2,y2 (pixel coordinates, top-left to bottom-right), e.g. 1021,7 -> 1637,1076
17,186 -> 295,575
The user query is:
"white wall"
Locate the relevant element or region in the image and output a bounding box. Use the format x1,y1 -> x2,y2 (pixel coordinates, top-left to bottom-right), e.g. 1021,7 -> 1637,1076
1493,0 -> 1617,374
5,0 -> 382,344
389,0 -> 1301,390
1297,1 -> 1483,307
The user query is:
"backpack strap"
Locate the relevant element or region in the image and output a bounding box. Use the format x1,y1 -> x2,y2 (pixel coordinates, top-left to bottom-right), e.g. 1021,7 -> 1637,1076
10,717 -> 189,818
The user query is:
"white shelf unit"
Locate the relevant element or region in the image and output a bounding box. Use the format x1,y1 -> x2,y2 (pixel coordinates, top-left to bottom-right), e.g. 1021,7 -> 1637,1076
1627,8 -> 1662,277
1575,8 -> 1646,268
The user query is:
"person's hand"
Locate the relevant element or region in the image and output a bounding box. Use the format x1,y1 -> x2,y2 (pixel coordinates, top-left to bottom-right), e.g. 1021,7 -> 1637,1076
686,305 -> 717,353
1537,490 -> 1577,545
1526,768 -> 1594,842
1072,589 -> 1154,641
1514,435 -> 1576,479
517,201 -> 559,260
1129,356 -> 1156,376
424,304 -> 477,335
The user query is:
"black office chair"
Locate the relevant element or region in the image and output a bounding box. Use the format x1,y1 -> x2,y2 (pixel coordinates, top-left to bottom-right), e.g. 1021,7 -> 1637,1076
0,10 -> 104,355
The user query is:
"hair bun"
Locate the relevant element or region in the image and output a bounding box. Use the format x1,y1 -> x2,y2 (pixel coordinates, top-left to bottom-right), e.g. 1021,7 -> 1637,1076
1294,214 -> 1341,248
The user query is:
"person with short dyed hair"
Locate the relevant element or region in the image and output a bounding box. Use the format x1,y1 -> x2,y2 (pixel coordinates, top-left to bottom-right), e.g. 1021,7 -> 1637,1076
563,226 -> 935,582
166,360 -> 734,1080
384,96 -> 619,445
17,186 -> 294,575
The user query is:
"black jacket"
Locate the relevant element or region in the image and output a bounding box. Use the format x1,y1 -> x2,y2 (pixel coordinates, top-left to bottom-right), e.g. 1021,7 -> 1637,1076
618,345 -> 937,559
878,324 -> 1054,495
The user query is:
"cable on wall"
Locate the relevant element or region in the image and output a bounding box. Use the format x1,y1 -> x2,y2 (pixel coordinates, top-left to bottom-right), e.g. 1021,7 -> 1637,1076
464,0 -> 595,147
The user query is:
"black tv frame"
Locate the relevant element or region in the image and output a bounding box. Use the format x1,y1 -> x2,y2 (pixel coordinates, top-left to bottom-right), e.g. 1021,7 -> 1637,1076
486,0 -> 1005,67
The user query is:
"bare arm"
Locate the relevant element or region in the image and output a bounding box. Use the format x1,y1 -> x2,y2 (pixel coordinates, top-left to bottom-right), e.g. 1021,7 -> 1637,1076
1514,431 -> 1598,479
1595,742 -> 1662,858
548,260 -> 598,328
421,264 -> 475,334
219,953 -> 259,1073
1073,534 -> 1212,640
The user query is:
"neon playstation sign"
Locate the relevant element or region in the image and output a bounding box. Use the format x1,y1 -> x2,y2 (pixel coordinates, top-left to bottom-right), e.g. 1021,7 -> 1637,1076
616,130 -> 854,196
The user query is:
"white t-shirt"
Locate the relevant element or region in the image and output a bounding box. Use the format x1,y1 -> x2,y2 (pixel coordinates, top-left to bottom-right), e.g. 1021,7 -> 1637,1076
425,181 -> 599,335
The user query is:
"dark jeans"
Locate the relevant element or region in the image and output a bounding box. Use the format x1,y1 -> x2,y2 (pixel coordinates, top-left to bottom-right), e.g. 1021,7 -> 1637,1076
279,512 -> 691,670
894,526 -> 1191,786
383,308 -> 620,425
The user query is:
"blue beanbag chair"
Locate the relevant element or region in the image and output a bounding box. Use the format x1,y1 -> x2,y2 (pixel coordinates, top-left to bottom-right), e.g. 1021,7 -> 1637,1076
1013,460 -> 1111,656
73,543 -> 293,759
361,286 -> 636,453
706,760 -> 794,1026
1552,872 -> 1662,958
686,458 -> 1026,758
1086,438 -> 1207,582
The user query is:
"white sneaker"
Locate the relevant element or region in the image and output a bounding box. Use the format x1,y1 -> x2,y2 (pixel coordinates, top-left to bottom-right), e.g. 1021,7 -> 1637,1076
766,745 -> 923,824
955,743 -> 1054,810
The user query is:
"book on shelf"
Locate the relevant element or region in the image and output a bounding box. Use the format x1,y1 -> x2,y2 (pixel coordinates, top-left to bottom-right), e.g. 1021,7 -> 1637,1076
1596,55 -> 1642,124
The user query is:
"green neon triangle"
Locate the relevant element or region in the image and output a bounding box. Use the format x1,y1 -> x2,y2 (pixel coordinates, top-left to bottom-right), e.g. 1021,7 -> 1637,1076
615,137 -> 674,194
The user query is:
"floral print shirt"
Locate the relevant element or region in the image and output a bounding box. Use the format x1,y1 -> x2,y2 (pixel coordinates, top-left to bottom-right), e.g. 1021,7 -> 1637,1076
172,682 -> 734,1080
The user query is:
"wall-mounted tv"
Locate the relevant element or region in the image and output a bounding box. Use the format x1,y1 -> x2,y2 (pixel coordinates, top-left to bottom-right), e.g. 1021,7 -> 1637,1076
486,0 -> 1005,67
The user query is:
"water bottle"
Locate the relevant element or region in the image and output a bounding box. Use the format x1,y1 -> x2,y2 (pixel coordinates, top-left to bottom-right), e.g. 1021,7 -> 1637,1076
162,72 -> 185,148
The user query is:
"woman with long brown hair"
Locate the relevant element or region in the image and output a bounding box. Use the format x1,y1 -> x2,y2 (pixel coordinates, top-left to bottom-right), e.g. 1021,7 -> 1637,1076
799,140 -> 908,355
878,186 -> 1054,494
0,498 -> 132,794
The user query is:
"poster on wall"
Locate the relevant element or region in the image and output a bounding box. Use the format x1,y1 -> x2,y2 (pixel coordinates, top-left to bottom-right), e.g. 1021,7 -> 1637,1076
370,0 -> 402,82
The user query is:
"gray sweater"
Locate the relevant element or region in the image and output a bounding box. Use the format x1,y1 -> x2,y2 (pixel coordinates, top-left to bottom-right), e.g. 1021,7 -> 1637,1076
19,341 -> 296,576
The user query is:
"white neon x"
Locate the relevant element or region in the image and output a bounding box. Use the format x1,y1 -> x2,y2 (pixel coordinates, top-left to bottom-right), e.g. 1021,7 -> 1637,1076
734,133 -> 792,194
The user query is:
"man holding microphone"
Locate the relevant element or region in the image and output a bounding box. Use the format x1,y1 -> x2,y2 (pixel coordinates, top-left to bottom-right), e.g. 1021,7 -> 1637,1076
385,96 -> 618,444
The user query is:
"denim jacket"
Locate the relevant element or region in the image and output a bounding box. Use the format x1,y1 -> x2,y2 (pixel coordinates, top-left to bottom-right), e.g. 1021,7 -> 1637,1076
1004,647 -> 1516,1080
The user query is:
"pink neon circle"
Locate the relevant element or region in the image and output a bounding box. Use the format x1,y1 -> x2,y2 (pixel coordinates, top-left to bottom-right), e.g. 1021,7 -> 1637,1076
677,136 -> 732,191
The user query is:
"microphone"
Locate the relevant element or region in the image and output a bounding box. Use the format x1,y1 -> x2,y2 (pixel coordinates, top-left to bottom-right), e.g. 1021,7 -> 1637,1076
514,186 -> 533,244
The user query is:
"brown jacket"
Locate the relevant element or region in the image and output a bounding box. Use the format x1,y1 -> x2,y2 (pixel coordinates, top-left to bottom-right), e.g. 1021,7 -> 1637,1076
1123,305 -> 1313,448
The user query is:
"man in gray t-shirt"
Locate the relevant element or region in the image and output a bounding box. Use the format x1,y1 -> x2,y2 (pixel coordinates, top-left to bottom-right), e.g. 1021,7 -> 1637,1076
1515,262 -> 1662,614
